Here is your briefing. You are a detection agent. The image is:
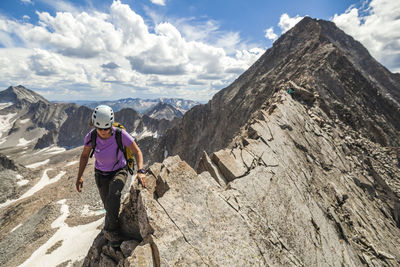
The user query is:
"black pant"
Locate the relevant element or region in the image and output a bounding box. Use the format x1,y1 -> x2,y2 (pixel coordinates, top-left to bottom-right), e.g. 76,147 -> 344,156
95,168 -> 128,232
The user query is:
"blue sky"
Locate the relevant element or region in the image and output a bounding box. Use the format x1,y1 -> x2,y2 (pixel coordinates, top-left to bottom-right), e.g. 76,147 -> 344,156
0,0 -> 398,102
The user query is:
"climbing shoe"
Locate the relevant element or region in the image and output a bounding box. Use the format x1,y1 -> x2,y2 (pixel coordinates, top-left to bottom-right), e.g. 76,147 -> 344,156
103,230 -> 122,242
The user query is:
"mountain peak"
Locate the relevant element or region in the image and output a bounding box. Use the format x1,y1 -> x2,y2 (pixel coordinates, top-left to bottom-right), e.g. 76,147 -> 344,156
145,102 -> 183,121
145,17 -> 400,167
0,85 -> 49,105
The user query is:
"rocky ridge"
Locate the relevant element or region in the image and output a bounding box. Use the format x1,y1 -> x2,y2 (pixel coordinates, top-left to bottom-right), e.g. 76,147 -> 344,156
83,89 -> 400,266
146,17 -> 400,168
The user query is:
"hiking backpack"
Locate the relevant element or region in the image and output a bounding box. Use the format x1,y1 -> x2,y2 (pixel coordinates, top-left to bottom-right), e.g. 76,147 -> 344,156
87,122 -> 135,175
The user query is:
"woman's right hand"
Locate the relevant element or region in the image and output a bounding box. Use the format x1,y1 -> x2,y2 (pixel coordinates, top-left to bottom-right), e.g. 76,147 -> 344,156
76,177 -> 83,192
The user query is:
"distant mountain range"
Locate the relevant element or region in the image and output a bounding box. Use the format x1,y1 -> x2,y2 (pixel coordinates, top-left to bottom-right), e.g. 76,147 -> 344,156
0,85 -> 181,152
68,98 -> 200,115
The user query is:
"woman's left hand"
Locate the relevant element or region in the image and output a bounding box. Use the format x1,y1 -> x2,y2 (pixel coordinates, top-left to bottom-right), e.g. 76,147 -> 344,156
137,173 -> 146,188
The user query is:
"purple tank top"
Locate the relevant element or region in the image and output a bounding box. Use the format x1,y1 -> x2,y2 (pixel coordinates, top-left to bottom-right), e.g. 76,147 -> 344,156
84,126 -> 135,172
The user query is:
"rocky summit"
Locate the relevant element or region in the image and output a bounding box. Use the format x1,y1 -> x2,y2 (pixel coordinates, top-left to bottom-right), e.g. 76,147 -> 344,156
83,17 -> 400,266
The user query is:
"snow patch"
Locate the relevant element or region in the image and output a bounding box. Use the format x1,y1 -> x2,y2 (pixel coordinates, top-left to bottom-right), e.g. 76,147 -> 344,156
26,159 -> 50,168
66,160 -> 79,167
0,102 -> 13,110
46,146 -> 66,155
0,112 -> 17,137
19,118 -> 30,124
17,138 -> 34,147
0,169 -> 66,210
33,146 -> 66,156
20,169 -> 66,199
0,199 -> 15,209
51,199 -> 69,228
17,179 -> 29,186
16,174 -> 29,186
19,200 -> 103,267
135,127 -> 159,139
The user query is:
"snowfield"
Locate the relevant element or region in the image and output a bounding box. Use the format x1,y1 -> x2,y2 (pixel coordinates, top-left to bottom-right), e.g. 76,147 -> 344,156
32,146 -> 66,156
0,169 -> 66,209
26,159 -> 50,169
0,112 -> 17,139
19,118 -> 30,124
20,169 -> 66,199
19,199 -> 103,267
0,102 -> 13,110
134,127 -> 159,140
17,138 -> 34,147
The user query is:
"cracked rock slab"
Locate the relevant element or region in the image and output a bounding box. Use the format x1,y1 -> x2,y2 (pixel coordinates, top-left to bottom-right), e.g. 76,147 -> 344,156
211,149 -> 247,181
139,156 -> 267,266
197,151 -> 227,187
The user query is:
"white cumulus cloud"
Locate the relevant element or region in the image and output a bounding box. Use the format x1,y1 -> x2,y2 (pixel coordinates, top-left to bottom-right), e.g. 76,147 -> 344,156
332,0 -> 400,72
278,13 -> 304,33
265,27 -> 278,41
0,0 -> 264,102
150,0 -> 166,6
29,49 -> 63,76
263,13 -> 304,41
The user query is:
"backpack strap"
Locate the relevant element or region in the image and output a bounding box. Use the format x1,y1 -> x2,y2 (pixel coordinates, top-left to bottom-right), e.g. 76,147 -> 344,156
86,130 -> 97,158
112,128 -> 124,171
115,128 -> 133,175
115,128 -> 125,157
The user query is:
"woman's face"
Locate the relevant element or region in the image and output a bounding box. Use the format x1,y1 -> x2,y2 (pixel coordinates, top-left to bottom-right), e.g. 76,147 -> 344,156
96,127 -> 112,139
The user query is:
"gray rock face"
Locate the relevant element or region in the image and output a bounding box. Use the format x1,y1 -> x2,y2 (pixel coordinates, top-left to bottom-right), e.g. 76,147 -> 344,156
57,105 -> 93,148
0,204 -> 59,266
0,154 -> 18,171
84,89 -> 400,266
147,17 -> 400,168
0,154 -> 27,204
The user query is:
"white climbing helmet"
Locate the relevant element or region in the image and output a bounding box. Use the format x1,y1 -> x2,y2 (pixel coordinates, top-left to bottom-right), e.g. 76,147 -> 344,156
92,105 -> 114,129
